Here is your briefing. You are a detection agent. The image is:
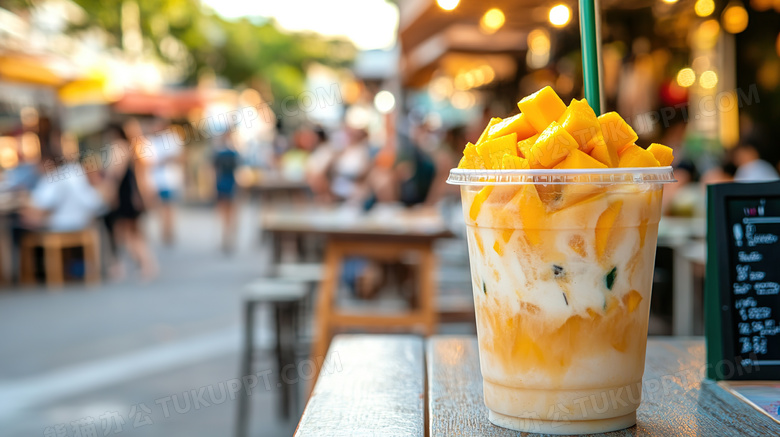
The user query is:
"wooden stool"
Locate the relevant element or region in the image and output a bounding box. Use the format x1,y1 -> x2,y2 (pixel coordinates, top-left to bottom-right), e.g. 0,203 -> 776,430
20,227 -> 101,288
236,279 -> 308,437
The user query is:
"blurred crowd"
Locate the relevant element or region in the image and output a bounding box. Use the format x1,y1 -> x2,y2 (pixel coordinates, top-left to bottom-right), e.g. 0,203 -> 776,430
0,104 -> 473,285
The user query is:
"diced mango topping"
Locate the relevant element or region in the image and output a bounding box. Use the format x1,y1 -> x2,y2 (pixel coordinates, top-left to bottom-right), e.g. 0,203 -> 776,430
457,86 -> 671,222
588,136 -> 619,168
618,144 -> 660,168
647,143 -> 674,166
558,98 -> 602,153
502,154 -> 530,170
554,148 -> 608,170
517,86 -> 567,132
477,117 -> 502,144
527,121 -> 578,168
476,133 -> 517,169
598,112 -> 638,155
488,113 -> 536,141
457,142 -> 485,169
517,133 -> 539,159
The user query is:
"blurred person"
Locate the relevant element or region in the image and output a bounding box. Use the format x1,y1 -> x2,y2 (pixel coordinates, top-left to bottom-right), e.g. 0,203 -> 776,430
15,132 -> 113,282
331,126 -> 371,203
103,123 -> 158,281
395,122 -> 436,207
280,127 -> 316,181
147,118 -> 184,245
701,160 -> 737,186
304,126 -> 338,203
663,162 -> 703,217
22,139 -> 111,232
4,133 -> 41,192
212,131 -> 240,253
732,142 -> 779,182
421,125 -> 464,205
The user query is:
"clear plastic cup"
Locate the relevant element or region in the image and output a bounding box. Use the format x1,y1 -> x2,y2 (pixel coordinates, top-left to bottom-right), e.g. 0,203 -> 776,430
447,167 -> 675,434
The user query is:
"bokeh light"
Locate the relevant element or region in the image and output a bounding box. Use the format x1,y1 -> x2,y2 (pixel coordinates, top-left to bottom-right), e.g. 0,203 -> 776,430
549,5 -> 571,27
677,68 -> 696,87
695,0 -> 715,17
451,90 -> 476,109
479,65 -> 495,83
722,4 -> 749,34
373,90 -> 396,114
436,0 -> 460,11
699,70 -> 719,89
480,8 -> 505,34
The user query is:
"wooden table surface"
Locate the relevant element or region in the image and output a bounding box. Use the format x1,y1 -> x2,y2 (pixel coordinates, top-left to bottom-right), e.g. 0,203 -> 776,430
261,205 -> 453,242
297,335 -> 779,436
295,335 -> 425,436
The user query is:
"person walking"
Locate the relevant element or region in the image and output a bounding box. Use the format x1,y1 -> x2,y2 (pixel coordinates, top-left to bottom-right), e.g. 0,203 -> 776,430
212,132 -> 240,253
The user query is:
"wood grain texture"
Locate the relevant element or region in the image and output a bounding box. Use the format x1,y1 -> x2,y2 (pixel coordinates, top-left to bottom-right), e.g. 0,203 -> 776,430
427,336 -> 780,436
295,335 -> 425,437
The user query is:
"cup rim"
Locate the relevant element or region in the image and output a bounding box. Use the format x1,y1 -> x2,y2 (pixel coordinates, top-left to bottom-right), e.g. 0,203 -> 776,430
446,166 -> 677,186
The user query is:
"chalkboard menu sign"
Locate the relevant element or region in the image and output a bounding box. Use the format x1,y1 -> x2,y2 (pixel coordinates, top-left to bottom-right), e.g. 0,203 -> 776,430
706,181 -> 780,381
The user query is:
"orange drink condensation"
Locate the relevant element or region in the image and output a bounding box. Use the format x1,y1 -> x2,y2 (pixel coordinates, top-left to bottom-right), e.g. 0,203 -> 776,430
447,167 -> 675,434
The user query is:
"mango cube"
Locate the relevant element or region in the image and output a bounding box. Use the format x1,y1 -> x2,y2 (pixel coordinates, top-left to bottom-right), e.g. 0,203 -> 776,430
647,143 -> 674,166
476,133 -> 517,169
623,289 -> 643,313
588,136 -> 619,168
554,148 -> 608,170
558,99 -> 603,153
527,121 -> 578,168
505,184 -> 546,246
618,144 -> 660,168
517,133 -> 540,159
488,113 -> 536,141
517,86 -> 567,132
469,186 -> 493,222
457,142 -> 485,169
477,117 -> 502,144
595,200 -> 623,259
502,154 -> 530,170
598,112 -> 637,155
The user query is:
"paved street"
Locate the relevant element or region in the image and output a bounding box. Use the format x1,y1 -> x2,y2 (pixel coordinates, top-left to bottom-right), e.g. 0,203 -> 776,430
0,203 -> 297,436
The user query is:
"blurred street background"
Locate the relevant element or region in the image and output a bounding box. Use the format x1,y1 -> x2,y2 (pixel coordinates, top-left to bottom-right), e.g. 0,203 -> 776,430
0,0 -> 779,436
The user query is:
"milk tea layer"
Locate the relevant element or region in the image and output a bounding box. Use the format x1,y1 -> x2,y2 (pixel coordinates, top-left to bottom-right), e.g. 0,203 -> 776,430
462,182 -> 662,421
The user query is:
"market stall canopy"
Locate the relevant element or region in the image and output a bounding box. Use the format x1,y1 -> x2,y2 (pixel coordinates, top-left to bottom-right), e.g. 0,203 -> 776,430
112,89 -> 205,119
0,53 -> 78,87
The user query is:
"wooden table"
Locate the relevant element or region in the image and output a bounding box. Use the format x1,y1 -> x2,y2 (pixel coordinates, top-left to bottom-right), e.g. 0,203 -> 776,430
261,205 -> 453,367
248,177 -> 310,205
296,335 -> 779,436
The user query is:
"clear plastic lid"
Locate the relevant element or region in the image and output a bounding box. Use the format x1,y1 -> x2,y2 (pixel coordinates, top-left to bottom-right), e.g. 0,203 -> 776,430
446,166 -> 677,186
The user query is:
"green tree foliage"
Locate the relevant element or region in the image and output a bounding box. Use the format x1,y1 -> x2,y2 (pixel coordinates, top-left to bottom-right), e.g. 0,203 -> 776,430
52,0 -> 354,101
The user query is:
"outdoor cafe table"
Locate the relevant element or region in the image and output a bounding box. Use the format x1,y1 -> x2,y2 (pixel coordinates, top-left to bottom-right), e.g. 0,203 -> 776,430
260,205 -> 454,363
295,335 -> 779,436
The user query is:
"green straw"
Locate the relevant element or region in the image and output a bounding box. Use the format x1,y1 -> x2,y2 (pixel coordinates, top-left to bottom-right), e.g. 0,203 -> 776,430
579,0 -> 601,114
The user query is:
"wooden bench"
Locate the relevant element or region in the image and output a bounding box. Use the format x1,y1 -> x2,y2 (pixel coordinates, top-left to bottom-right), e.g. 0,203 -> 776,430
20,227 -> 100,288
